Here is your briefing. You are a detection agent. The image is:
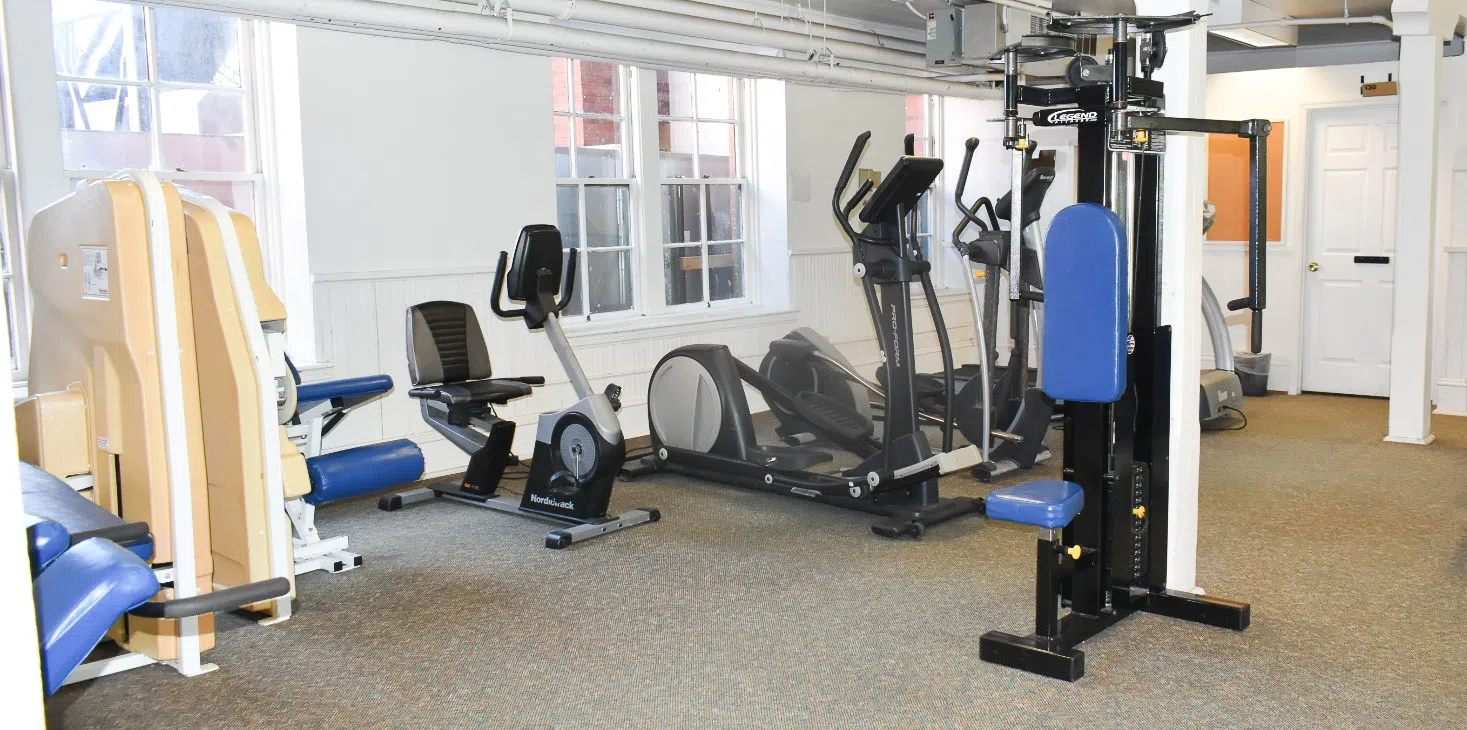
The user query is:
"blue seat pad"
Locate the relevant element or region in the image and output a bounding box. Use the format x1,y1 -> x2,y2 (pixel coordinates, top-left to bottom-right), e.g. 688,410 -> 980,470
986,480 -> 1085,529
34,537 -> 161,696
304,439 -> 424,506
25,515 -> 71,575
296,374 -> 394,406
20,462 -> 153,561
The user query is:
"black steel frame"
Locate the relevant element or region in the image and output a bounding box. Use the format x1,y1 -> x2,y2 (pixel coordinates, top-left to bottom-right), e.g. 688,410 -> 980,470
979,25 -> 1266,681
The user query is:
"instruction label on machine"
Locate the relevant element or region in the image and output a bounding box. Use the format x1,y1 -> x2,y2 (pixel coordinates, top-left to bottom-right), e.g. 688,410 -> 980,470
81,246 -> 110,300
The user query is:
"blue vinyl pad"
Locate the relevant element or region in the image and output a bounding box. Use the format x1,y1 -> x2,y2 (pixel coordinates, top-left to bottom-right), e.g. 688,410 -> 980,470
305,438 -> 424,506
25,515 -> 71,575
34,537 -> 161,696
1042,203 -> 1129,403
20,463 -> 153,562
985,480 -> 1085,529
295,374 -> 394,407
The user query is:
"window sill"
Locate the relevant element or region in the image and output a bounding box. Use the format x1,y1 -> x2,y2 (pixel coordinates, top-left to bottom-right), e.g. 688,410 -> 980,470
562,305 -> 799,347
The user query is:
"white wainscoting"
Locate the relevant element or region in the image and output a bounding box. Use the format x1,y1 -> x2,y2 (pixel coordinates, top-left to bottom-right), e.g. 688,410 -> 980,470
310,267 -> 800,476
1436,247 -> 1467,415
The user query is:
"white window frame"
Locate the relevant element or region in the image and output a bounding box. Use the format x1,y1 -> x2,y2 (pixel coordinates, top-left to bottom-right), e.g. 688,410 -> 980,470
54,3 -> 265,228
554,59 -> 638,321
554,63 -> 759,327
648,70 -> 754,313
1,59 -> 27,378
908,94 -> 945,279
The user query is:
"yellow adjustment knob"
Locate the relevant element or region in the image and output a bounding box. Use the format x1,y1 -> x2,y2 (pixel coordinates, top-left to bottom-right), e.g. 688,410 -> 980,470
1134,129 -> 1149,144
1017,138 -> 1031,150
1132,506 -> 1147,519
1066,545 -> 1082,560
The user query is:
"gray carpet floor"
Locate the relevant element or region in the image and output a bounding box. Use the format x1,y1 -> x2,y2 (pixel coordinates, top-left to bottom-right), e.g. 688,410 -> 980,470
47,394 -> 1467,729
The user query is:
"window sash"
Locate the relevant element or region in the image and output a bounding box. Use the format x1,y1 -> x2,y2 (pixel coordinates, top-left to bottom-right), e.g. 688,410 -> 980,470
54,8 -> 260,179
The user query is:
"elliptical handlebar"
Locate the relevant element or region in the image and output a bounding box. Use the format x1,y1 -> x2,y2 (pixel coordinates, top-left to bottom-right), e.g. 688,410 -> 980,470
490,250 -> 528,320
952,138 -> 1001,238
833,131 -> 873,247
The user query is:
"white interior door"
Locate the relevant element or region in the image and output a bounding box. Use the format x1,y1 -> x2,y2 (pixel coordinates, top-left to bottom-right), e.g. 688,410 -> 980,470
1302,105 -> 1399,396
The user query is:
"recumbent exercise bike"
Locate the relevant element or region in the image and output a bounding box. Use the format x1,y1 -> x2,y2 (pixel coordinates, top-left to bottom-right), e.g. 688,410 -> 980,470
380,225 -> 658,548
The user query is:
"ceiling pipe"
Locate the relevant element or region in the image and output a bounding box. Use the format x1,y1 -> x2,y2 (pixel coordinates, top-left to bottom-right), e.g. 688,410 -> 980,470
491,0 -> 936,70
141,0 -> 997,98
596,0 -> 927,53
984,0 -> 1069,18
1211,15 -> 1394,31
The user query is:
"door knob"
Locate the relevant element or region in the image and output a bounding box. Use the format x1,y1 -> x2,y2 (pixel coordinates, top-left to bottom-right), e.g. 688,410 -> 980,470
1308,262 -> 1320,272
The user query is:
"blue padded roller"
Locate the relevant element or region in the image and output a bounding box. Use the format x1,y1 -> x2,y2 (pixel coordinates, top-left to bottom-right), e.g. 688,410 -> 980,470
25,515 -> 71,576
34,537 -> 161,696
20,462 -> 154,562
296,374 -> 394,407
304,438 -> 424,506
1042,203 -> 1129,404
985,480 -> 1084,529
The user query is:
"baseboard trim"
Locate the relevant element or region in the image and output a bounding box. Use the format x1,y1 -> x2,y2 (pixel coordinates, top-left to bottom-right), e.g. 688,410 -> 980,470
1383,433 -> 1436,446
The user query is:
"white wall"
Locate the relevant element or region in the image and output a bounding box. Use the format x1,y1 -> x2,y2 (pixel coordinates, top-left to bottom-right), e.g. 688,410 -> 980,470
299,32 -> 980,475
300,30 -> 800,473
782,85 -> 978,384
1205,56 -> 1467,410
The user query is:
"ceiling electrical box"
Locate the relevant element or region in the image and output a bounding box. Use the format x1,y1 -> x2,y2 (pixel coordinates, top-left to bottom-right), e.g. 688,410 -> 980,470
925,1 -> 1039,69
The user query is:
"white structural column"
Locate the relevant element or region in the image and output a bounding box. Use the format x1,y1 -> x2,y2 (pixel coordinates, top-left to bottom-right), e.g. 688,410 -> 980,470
1384,2 -> 1453,444
1137,0 -> 1207,590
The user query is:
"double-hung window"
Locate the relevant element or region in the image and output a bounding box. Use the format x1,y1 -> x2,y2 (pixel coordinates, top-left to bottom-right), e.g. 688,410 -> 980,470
1,54 -> 24,376
655,71 -> 747,308
552,60 -> 750,323
906,94 -> 940,264
52,0 -> 261,216
553,58 -> 635,317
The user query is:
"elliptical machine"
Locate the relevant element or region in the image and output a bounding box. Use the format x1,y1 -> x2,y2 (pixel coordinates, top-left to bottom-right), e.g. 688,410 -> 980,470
626,132 -> 982,538
948,139 -> 1056,481
380,225 -> 658,548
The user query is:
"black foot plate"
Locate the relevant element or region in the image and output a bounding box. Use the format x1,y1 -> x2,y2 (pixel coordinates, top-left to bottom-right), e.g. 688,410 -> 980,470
979,630 -> 1085,681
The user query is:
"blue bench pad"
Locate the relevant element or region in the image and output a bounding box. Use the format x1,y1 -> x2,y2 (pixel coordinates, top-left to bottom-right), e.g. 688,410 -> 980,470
26,515 -> 71,575
986,480 -> 1085,529
305,439 -> 424,506
34,537 -> 161,696
20,462 -> 153,561
1043,203 -> 1128,403
296,375 -> 394,406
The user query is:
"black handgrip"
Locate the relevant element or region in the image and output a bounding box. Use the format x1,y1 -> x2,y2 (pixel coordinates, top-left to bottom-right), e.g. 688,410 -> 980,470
131,577 -> 291,619
71,521 -> 151,547
506,376 -> 546,385
489,251 -> 526,320
407,387 -> 440,399
555,248 -> 578,314
903,132 -> 915,156
843,179 -> 874,218
955,138 -> 980,201
835,131 -> 871,200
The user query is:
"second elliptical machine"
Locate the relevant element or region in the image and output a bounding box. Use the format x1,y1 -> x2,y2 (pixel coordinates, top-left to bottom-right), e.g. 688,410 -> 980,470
626,132 -> 982,538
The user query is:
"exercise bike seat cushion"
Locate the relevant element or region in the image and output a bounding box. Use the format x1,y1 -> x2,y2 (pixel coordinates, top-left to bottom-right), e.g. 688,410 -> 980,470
295,374 -> 394,407
25,515 -> 71,576
1042,203 -> 1128,404
34,537 -> 162,696
20,462 -> 154,562
305,439 -> 425,506
985,480 -> 1084,529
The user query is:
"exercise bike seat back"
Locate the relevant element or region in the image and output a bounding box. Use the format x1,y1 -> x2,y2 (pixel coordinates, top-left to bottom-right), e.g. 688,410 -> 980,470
406,302 -> 535,408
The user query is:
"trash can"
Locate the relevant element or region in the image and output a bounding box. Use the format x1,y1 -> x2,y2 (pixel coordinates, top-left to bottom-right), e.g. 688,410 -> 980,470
1234,351 -> 1272,397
